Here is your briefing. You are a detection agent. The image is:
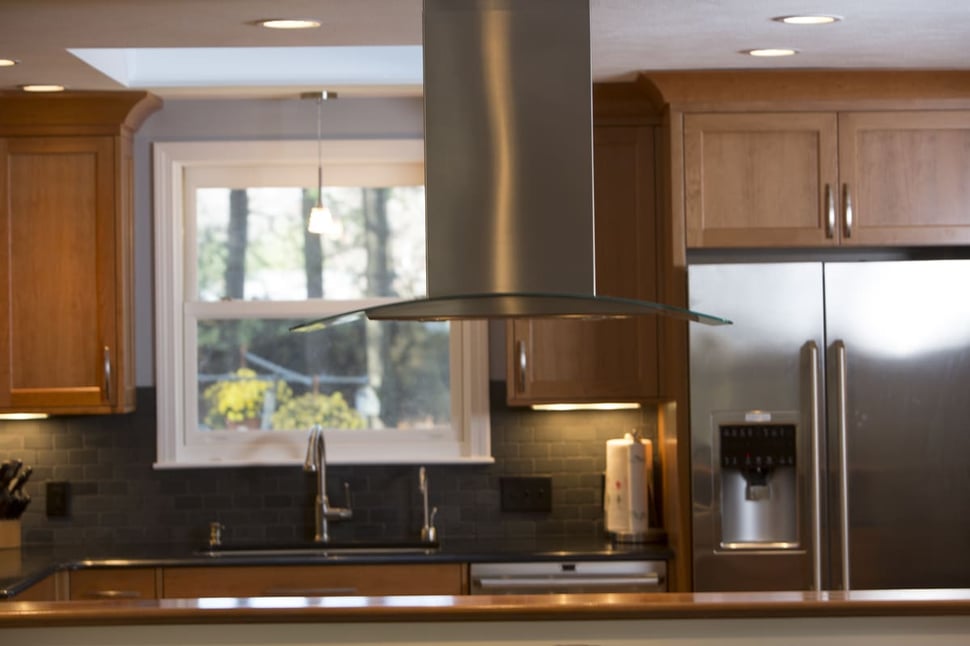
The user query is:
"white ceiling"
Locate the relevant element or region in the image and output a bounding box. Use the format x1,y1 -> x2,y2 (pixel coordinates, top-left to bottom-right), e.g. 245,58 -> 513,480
1,0 -> 969,98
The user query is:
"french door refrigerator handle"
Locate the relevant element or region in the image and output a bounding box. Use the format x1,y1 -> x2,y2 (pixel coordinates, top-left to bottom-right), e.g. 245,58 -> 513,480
807,340 -> 823,591
835,340 -> 851,590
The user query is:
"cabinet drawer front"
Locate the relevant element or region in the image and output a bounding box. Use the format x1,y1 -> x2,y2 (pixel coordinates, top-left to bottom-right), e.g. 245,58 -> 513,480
70,568 -> 158,600
161,564 -> 466,598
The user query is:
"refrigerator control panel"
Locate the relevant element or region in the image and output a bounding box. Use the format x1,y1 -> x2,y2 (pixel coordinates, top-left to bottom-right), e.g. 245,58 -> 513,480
720,424 -> 796,469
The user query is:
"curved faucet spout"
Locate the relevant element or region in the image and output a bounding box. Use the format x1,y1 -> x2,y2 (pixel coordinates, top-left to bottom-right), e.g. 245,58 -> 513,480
304,425 -> 351,543
304,424 -> 329,476
303,426 -> 320,473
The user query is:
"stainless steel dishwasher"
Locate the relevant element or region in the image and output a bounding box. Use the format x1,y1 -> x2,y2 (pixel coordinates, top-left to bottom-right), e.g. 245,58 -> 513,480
469,560 -> 666,594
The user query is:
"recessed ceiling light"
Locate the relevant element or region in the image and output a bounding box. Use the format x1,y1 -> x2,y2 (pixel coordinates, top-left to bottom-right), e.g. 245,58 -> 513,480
742,48 -> 799,57
257,18 -> 321,30
20,84 -> 66,92
774,15 -> 841,25
0,58 -> 18,67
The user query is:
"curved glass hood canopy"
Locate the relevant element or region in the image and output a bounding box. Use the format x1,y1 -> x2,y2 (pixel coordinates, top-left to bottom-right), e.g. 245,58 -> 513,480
293,0 -> 729,333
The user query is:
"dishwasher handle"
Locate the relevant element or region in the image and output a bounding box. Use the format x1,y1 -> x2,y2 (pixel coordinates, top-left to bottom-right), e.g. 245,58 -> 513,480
475,574 -> 661,590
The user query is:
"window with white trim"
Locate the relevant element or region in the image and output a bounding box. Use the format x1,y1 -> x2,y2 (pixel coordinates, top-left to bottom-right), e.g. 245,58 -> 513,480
153,140 -> 492,467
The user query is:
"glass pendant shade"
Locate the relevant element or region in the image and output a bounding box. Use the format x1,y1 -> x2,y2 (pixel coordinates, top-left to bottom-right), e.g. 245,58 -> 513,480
303,90 -> 338,236
307,203 -> 341,238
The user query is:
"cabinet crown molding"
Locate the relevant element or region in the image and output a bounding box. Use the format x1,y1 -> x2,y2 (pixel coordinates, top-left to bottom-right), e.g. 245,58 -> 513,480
0,90 -> 161,136
637,70 -> 970,111
593,82 -> 664,125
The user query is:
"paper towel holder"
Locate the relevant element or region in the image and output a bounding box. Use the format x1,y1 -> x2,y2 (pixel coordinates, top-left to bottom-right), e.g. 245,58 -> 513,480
604,428 -> 659,544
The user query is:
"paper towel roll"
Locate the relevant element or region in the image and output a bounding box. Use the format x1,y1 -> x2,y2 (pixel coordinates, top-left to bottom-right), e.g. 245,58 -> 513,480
604,432 -> 652,540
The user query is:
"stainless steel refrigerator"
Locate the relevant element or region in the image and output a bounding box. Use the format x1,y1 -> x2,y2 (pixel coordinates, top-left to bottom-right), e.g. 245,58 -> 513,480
688,260 -> 970,592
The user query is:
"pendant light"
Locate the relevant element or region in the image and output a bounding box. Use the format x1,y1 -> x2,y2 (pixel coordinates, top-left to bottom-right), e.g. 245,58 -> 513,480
303,90 -> 341,237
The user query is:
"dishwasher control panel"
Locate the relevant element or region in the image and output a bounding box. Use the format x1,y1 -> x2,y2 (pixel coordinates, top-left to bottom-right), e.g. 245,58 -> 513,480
469,560 -> 666,594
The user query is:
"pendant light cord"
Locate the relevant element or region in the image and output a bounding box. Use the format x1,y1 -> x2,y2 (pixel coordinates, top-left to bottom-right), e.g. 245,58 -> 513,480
316,95 -> 323,208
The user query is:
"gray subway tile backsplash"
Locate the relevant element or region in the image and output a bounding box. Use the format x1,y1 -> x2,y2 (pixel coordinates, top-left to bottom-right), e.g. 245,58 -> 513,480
2,382 -> 657,548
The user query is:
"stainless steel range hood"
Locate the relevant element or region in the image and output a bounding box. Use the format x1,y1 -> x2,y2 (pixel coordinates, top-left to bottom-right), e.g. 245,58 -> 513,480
294,0 -> 728,331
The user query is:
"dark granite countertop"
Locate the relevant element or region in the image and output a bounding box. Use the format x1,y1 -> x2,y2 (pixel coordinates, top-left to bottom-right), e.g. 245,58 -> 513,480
0,535 -> 672,599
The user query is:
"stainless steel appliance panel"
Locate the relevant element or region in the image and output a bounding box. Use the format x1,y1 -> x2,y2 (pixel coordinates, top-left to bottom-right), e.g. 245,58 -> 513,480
690,259 -> 970,592
824,260 -> 970,589
689,263 -> 825,592
469,560 -> 666,594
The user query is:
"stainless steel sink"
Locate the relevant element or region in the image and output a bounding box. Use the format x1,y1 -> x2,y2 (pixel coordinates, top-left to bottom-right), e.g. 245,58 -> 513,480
197,541 -> 439,558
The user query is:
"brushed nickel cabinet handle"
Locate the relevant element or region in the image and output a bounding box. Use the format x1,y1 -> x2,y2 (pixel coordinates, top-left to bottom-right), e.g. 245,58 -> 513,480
103,345 -> 112,403
86,589 -> 141,599
842,184 -> 853,239
263,587 -> 357,596
517,340 -> 527,393
825,184 -> 836,239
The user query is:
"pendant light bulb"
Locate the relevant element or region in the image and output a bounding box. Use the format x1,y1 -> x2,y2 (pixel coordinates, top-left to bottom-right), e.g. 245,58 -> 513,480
302,90 -> 339,238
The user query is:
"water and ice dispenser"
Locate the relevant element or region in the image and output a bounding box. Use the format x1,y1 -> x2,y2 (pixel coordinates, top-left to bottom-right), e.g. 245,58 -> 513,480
718,423 -> 798,548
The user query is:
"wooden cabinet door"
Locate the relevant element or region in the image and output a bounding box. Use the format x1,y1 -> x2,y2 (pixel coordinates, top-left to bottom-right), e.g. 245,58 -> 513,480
507,126 -> 660,405
161,564 -> 466,598
0,136 -> 125,413
684,112 -> 840,248
838,111 -> 970,246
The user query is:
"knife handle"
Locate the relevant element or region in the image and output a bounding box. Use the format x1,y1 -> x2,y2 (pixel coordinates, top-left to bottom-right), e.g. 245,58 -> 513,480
7,466 -> 31,495
1,459 -> 23,486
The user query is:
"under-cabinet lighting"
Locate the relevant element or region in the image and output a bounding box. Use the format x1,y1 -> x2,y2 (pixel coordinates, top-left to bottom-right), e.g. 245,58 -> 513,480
20,84 -> 65,92
773,15 -> 841,25
0,413 -> 49,421
257,18 -> 321,30
531,403 -> 642,412
0,58 -> 18,67
741,48 -> 798,57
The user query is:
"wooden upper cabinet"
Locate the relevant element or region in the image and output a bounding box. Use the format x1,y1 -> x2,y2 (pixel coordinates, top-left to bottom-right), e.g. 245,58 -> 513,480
0,91 -> 160,414
507,125 -> 661,405
684,112 -> 839,248
650,71 -> 970,250
838,111 -> 970,246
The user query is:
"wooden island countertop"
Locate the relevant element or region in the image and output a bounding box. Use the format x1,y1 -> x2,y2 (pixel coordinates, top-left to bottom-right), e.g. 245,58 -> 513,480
2,588 -> 969,626
1,589 -> 968,645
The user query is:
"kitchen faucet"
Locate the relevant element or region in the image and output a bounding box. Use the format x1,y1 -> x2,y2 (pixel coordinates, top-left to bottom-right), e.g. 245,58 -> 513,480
418,466 -> 438,544
303,425 -> 352,543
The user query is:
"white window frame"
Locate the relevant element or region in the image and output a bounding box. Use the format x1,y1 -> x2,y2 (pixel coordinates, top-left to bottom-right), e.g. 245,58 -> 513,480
153,140 -> 492,468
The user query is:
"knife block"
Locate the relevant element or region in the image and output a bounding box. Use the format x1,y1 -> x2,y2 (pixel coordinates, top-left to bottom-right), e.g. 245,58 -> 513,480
0,520 -> 21,549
